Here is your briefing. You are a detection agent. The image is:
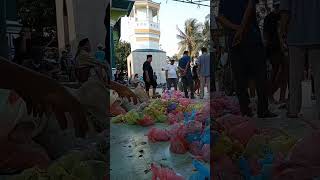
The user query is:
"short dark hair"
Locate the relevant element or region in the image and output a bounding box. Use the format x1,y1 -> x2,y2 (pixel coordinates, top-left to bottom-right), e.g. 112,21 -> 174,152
183,51 -> 189,55
201,47 -> 207,53
147,55 -> 152,59
78,38 -> 89,48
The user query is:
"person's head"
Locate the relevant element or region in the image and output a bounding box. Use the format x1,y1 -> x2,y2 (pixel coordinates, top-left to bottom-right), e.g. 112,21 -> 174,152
65,44 -> 71,52
201,47 -> 208,54
147,55 -> 152,62
134,73 -> 138,78
273,2 -> 280,13
97,44 -> 104,51
78,38 -> 91,52
183,51 -> 189,56
170,59 -> 175,65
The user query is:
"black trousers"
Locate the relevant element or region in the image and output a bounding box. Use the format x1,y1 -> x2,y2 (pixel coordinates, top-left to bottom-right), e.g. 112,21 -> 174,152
181,76 -> 194,98
167,78 -> 178,90
230,41 -> 269,116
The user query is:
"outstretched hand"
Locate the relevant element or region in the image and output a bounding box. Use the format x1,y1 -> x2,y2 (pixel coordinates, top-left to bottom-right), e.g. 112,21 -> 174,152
15,75 -> 88,138
110,81 -> 139,104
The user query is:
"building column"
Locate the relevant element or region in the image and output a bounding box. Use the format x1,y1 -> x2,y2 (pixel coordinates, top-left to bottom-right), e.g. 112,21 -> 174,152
0,0 -> 8,59
146,5 -> 149,21
55,0 -> 65,55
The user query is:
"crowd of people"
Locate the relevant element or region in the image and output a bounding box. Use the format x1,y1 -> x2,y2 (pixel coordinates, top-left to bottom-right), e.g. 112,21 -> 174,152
215,0 -> 320,119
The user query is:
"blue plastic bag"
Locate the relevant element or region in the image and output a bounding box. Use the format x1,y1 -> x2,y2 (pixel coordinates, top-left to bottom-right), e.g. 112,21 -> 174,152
201,127 -> 210,145
189,160 -> 210,180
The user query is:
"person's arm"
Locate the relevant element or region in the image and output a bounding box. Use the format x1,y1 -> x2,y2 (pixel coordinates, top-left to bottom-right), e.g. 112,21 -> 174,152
217,0 -> 241,31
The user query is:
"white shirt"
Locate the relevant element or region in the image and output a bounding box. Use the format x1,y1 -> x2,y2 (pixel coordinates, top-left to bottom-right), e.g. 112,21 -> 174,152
165,64 -> 178,79
220,53 -> 228,66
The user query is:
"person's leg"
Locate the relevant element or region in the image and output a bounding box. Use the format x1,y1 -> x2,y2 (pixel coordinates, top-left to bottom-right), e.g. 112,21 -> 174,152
152,80 -> 157,97
182,77 -> 189,98
288,46 -> 305,116
206,76 -> 210,95
167,79 -> 172,90
230,46 -> 251,116
145,81 -> 150,97
200,76 -> 205,99
173,78 -> 178,91
309,48 -> 320,119
246,44 -> 269,117
279,58 -> 289,103
189,77 -> 195,98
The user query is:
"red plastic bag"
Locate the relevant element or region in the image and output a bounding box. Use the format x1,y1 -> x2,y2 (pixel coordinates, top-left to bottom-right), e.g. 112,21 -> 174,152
110,101 -> 126,116
151,163 -> 185,180
228,121 -> 258,145
170,135 -> 188,154
178,98 -> 191,107
147,128 -> 170,143
188,141 -> 203,156
137,115 -> 155,127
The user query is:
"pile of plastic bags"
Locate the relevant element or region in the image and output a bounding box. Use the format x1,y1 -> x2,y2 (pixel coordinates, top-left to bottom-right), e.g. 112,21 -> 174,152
9,150 -> 107,180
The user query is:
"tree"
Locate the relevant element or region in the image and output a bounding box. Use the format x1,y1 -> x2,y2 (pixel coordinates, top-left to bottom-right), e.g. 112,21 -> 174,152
176,18 -> 202,58
17,0 -> 57,44
201,14 -> 210,49
115,41 -> 131,72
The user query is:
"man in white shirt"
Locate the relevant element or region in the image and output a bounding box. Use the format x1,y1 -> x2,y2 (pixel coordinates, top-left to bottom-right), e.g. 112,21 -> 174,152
165,59 -> 178,90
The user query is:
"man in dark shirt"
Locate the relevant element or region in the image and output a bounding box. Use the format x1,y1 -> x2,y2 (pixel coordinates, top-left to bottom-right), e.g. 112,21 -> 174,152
143,55 -> 157,97
263,3 -> 288,105
218,0 -> 276,118
178,51 -> 194,99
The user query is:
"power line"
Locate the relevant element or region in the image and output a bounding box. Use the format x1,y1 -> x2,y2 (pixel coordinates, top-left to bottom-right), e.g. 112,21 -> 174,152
171,0 -> 210,7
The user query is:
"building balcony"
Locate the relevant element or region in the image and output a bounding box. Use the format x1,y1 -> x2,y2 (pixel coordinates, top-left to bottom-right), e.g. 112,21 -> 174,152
134,20 -> 160,31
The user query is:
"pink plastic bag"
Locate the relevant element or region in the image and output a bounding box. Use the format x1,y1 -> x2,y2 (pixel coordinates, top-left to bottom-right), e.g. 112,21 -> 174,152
288,131 -> 320,166
151,163 -> 185,180
167,112 -> 183,125
216,115 -> 249,132
170,135 -> 189,154
178,98 -> 191,107
110,101 -> 127,116
188,141 -> 203,156
228,121 -> 258,145
147,128 -> 170,143
137,115 -> 155,127
185,121 -> 203,134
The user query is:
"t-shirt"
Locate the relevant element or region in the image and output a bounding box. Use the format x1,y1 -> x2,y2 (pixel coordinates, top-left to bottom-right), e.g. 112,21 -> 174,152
165,64 -> 178,79
263,12 -> 281,55
280,0 -> 320,46
143,61 -> 154,81
198,53 -> 210,77
95,50 -> 105,63
218,0 -> 262,46
178,55 -> 192,78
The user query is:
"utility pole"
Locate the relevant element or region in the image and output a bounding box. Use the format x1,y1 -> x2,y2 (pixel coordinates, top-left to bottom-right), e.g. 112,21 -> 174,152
0,0 -> 9,59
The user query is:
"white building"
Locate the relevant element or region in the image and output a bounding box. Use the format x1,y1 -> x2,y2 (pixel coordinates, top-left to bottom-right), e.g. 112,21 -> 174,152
125,0 -> 167,84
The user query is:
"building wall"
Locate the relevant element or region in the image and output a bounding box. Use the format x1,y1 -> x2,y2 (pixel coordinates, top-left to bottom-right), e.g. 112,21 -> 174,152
56,0 -> 108,55
127,51 -> 167,84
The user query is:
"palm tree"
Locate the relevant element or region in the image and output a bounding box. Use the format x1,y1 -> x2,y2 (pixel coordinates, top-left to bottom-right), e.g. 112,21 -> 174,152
201,14 -> 210,50
176,18 -> 202,58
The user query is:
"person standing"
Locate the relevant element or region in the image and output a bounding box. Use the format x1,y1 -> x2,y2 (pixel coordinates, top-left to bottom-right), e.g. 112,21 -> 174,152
280,0 -> 320,118
143,55 -> 157,97
218,0 -> 276,118
198,47 -> 210,99
263,3 -> 288,105
192,61 -> 200,95
165,59 -> 178,90
95,44 -> 106,64
178,51 -> 194,99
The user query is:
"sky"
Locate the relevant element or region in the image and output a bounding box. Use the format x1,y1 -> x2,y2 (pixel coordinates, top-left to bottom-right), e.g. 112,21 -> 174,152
120,0 -> 209,56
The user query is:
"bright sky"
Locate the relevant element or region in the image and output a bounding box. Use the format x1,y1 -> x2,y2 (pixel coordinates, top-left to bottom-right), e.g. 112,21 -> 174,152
120,0 -> 209,56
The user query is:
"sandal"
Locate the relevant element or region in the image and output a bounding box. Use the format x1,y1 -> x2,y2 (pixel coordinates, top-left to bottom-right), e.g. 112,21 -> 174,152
286,112 -> 302,118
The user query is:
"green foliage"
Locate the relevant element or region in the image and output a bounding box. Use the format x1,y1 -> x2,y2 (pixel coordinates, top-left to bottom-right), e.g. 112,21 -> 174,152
176,17 -> 210,59
115,41 -> 131,71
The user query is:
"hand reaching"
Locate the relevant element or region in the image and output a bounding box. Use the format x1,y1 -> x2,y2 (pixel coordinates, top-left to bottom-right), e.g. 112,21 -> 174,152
15,76 -> 88,138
